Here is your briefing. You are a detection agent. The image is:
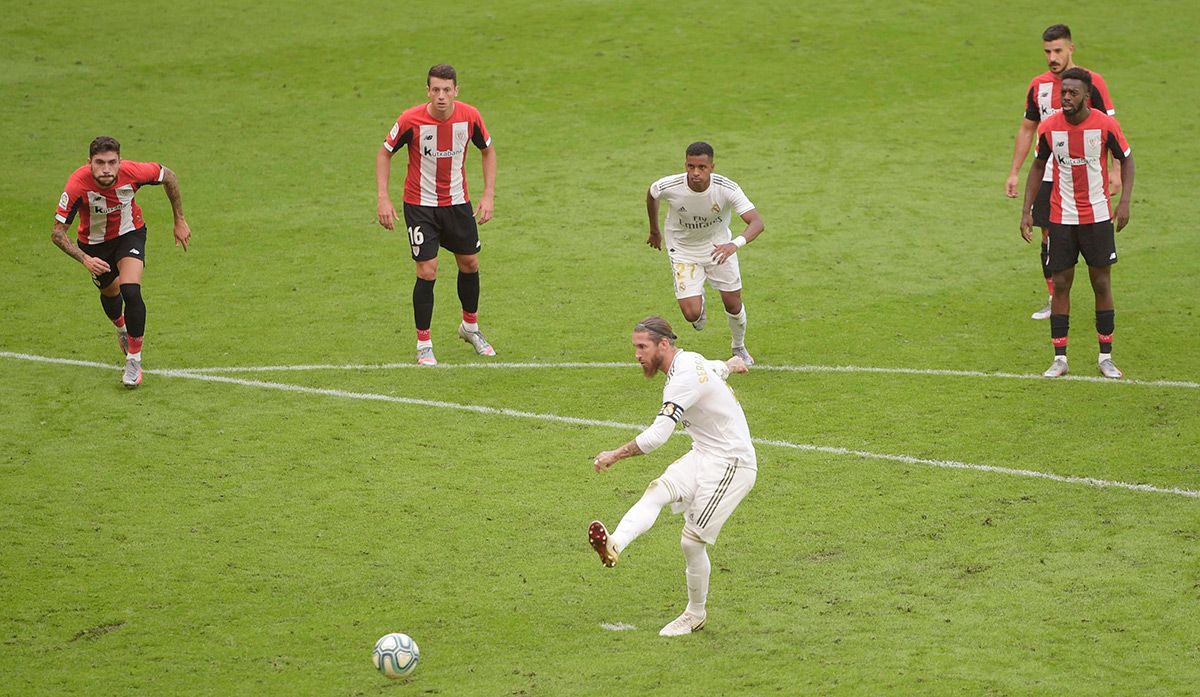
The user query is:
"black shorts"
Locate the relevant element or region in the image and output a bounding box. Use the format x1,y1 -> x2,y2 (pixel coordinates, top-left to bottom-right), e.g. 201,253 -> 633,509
79,227 -> 147,289
1031,179 -> 1053,228
402,203 -> 481,261
1047,221 -> 1117,273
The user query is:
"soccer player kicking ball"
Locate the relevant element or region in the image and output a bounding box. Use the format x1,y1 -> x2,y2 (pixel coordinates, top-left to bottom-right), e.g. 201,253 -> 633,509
589,316 -> 757,636
51,136 -> 191,388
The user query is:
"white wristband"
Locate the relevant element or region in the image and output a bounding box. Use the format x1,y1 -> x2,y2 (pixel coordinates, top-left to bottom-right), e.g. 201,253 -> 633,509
731,235 -> 747,248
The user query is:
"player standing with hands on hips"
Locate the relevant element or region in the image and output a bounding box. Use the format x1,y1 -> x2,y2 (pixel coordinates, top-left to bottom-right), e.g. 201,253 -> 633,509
51,136 -> 191,388
589,316 -> 757,636
1020,68 -> 1134,379
376,64 -> 498,366
647,142 -> 764,364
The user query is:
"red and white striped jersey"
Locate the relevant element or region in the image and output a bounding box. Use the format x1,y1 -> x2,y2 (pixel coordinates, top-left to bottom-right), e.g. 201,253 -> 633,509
1024,67 -> 1115,182
383,101 -> 491,207
1036,110 -> 1131,225
55,161 -> 163,244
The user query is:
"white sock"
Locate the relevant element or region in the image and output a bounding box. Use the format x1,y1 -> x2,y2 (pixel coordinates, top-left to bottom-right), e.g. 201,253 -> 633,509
610,479 -> 673,553
726,305 -> 747,347
462,320 -> 479,332
127,351 -> 142,361
417,339 -> 433,350
681,535 -> 710,617
1099,352 -> 1112,364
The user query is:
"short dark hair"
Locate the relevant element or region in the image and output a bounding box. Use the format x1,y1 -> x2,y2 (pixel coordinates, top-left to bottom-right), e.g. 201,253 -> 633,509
1061,67 -> 1092,89
427,64 -> 457,85
685,141 -> 714,159
1042,24 -> 1072,42
634,316 -> 677,344
89,136 -> 121,157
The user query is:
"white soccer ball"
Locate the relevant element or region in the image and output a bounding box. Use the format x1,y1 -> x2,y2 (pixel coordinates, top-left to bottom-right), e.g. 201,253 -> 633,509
372,632 -> 420,679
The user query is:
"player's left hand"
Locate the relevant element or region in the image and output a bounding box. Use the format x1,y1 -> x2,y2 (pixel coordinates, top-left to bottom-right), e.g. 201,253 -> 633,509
711,242 -> 737,264
593,450 -> 619,472
1114,200 -> 1130,232
475,195 -> 494,224
174,218 -> 191,251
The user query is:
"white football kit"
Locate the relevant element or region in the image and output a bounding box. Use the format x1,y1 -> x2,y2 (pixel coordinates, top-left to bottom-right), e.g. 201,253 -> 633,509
634,350 -> 756,543
649,174 -> 756,299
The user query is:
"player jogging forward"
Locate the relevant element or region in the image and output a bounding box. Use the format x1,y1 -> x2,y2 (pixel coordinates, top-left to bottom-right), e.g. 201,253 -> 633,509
1005,24 -> 1120,320
589,316 -> 756,636
376,63 -> 498,366
1020,68 -> 1135,379
647,142 -> 764,364
51,136 -> 191,388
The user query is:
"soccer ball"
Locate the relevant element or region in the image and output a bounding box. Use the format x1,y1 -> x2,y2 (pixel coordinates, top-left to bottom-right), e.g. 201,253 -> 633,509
372,632 -> 420,679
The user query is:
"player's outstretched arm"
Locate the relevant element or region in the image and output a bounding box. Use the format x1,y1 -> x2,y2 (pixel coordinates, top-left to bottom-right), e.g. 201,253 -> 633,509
725,355 -> 748,374
375,146 -> 398,230
594,439 -> 644,472
51,221 -> 109,276
645,189 -> 662,250
1019,158 -> 1046,242
162,167 -> 190,251
475,145 -> 496,224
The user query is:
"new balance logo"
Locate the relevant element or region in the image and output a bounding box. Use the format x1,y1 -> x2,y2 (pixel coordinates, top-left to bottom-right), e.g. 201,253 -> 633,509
130,249 -> 140,255
1110,252 -> 1117,260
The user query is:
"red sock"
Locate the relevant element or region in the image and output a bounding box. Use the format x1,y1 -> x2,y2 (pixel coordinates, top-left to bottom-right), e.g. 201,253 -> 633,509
114,315 -> 126,330
416,329 -> 431,342
462,311 -> 478,324
128,336 -> 144,354
1045,278 -> 1054,294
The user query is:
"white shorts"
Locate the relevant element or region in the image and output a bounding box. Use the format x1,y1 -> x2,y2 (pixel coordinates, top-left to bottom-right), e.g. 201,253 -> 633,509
670,255 -> 742,299
657,449 -> 756,544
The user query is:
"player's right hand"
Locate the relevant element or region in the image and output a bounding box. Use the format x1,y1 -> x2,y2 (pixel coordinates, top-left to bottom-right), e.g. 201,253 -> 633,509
1005,174 -> 1020,198
83,255 -> 110,276
1019,212 -> 1034,243
377,199 -> 398,230
647,230 -> 661,250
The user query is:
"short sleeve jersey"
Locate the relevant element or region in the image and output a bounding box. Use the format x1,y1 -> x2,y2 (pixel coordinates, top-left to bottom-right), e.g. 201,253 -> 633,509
637,350 -> 757,467
383,101 -> 491,207
55,161 -> 164,244
1024,67 -> 1116,182
649,174 -> 755,264
1035,109 -> 1131,225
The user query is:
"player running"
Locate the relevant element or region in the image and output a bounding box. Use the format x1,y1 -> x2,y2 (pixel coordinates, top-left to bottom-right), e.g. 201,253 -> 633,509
375,63 -> 498,365
589,316 -> 757,636
1005,24 -> 1120,320
51,136 -> 191,388
646,142 -> 764,364
1020,68 -> 1135,379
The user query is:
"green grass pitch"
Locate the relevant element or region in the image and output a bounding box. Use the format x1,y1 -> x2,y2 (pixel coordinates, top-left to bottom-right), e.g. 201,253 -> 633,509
1,1 -> 1198,694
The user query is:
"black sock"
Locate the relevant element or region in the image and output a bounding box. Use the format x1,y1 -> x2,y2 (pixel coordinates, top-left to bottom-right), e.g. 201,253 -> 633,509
119,283 -> 146,337
1050,313 -> 1069,356
457,271 -> 480,315
100,292 -> 123,323
1096,309 -> 1115,354
413,278 -> 435,331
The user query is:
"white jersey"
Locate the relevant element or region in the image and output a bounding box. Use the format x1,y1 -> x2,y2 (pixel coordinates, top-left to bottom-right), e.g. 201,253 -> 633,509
649,174 -> 755,264
636,350 -> 756,468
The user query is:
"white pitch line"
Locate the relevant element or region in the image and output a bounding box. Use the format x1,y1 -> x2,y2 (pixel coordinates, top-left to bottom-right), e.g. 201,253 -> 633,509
160,359 -> 1199,389
2,351 -> 1197,499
